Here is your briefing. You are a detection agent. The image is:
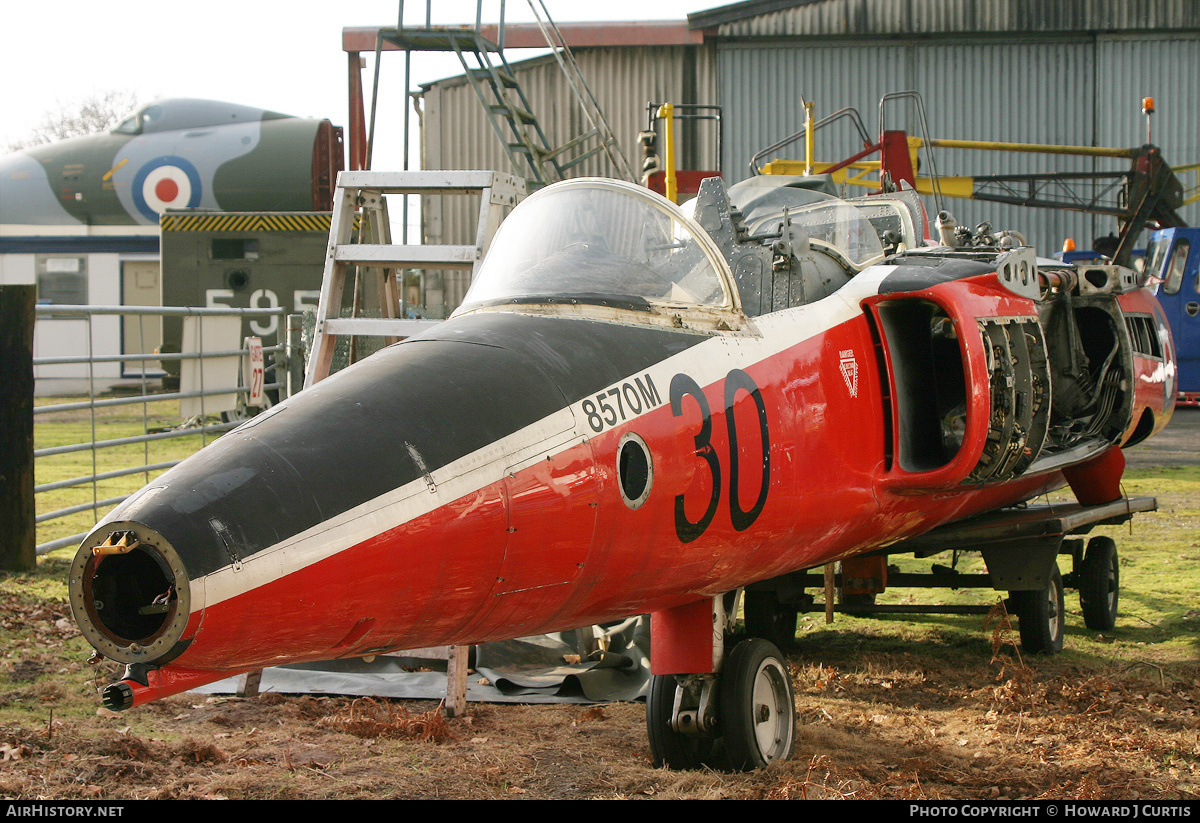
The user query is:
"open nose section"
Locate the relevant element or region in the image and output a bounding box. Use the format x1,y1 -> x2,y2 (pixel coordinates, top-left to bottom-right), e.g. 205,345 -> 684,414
69,521 -> 194,671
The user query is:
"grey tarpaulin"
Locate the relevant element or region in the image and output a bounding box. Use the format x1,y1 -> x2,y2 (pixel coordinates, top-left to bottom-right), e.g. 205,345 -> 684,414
195,616 -> 650,705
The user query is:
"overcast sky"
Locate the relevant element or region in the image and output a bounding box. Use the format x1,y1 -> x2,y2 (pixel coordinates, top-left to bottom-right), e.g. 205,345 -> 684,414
1,1 -> 707,168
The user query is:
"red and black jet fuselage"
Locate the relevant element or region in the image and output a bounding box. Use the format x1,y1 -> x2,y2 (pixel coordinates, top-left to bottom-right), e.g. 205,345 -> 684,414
70,176 -> 1175,712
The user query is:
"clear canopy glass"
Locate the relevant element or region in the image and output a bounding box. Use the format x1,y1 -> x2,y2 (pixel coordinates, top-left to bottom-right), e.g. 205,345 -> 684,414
460,180 -> 729,312
755,200 -> 887,268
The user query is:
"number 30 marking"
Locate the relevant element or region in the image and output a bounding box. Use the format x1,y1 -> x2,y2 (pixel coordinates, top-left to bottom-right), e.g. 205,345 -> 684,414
671,369 -> 770,544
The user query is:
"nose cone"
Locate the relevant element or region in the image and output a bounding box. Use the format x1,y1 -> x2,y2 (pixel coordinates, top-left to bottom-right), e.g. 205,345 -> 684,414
0,149 -> 83,225
69,522 -> 193,666
68,328 -> 576,673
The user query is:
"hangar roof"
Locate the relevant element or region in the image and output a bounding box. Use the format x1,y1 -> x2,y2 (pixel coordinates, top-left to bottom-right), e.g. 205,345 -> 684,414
688,0 -> 1200,37
342,21 -> 703,54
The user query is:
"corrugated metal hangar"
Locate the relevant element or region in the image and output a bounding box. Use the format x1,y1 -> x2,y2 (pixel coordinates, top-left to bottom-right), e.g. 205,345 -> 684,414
346,0 -> 1200,310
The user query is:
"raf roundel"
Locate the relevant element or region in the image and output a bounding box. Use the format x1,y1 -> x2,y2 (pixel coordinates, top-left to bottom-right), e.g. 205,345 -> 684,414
132,156 -> 202,220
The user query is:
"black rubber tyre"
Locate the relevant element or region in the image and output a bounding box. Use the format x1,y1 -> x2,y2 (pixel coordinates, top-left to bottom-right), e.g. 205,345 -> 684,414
1078,536 -> 1119,631
646,674 -> 718,770
743,590 -> 798,647
1010,565 -> 1065,654
719,638 -> 796,771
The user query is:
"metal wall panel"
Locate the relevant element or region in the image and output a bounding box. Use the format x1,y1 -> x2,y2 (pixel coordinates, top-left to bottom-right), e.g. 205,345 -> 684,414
420,43 -> 718,314
911,39 -> 1101,252
708,0 -> 1200,38
420,21 -> 1200,302
718,41 -> 909,180
718,33 -> 1199,253
1095,33 -> 1200,235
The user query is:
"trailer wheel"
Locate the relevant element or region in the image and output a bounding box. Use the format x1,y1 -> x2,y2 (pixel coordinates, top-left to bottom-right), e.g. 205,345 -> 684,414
1010,565 -> 1065,654
646,675 -> 719,770
719,638 -> 796,771
1078,536 -> 1119,631
743,590 -> 798,647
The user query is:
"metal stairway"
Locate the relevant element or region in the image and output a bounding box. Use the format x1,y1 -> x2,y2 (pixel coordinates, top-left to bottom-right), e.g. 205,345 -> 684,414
523,0 -> 636,183
366,1 -> 636,188
445,27 -> 569,186
304,170 -> 526,387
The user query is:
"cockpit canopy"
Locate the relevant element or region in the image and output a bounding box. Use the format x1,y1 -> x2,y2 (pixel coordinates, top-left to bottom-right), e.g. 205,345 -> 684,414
112,99 -> 292,136
458,176 -> 926,321
459,179 -> 732,313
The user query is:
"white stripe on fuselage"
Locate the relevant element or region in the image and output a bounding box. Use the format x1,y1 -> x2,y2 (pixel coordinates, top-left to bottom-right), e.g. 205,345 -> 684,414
196,267 -> 898,610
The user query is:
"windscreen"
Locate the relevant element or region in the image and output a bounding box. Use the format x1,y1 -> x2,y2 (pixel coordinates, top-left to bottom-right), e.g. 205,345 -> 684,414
460,180 -> 728,311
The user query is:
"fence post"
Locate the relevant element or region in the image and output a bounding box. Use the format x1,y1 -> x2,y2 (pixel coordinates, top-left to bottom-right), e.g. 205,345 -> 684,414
0,286 -> 36,570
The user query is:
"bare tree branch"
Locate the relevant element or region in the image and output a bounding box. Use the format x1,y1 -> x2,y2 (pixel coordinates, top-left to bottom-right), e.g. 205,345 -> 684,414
5,90 -> 141,153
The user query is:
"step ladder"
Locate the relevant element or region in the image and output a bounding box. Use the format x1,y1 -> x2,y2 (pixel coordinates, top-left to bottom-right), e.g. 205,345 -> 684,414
304,169 -> 526,387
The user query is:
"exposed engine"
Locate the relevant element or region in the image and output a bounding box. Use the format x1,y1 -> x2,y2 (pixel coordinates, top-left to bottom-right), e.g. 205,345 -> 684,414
693,176 -> 1146,487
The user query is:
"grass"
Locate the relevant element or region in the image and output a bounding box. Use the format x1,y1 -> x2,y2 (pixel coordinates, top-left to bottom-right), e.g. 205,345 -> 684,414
3,415 -> 1197,799
33,395 -> 223,549
799,465 -> 1200,668
0,555 -> 115,726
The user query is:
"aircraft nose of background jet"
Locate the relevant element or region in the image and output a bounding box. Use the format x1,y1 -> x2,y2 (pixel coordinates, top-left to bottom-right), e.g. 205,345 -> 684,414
0,149 -> 83,225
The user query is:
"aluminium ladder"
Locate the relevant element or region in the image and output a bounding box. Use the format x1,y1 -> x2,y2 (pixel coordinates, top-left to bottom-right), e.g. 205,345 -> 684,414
304,169 -> 526,387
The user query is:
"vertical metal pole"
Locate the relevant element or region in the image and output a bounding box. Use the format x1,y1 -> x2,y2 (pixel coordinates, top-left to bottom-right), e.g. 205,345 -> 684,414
286,314 -> 304,399
366,34 -> 384,171
401,45 -> 412,321
657,103 -> 677,203
804,101 -> 815,177
403,49 -> 412,185
197,313 -> 207,447
86,312 -> 98,518
137,313 -> 150,483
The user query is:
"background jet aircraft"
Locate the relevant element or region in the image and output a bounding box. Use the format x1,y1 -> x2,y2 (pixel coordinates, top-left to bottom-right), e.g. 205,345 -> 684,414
69,176 -> 1176,771
0,98 -> 343,225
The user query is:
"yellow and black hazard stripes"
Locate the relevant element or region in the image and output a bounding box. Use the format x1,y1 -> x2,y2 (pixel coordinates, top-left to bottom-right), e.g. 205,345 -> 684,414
160,212 -> 333,233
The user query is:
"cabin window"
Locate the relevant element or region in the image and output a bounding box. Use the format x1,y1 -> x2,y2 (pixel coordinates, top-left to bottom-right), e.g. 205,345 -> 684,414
112,115 -> 141,135
211,239 -> 259,261
35,255 -> 87,310
1163,240 -> 1189,295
